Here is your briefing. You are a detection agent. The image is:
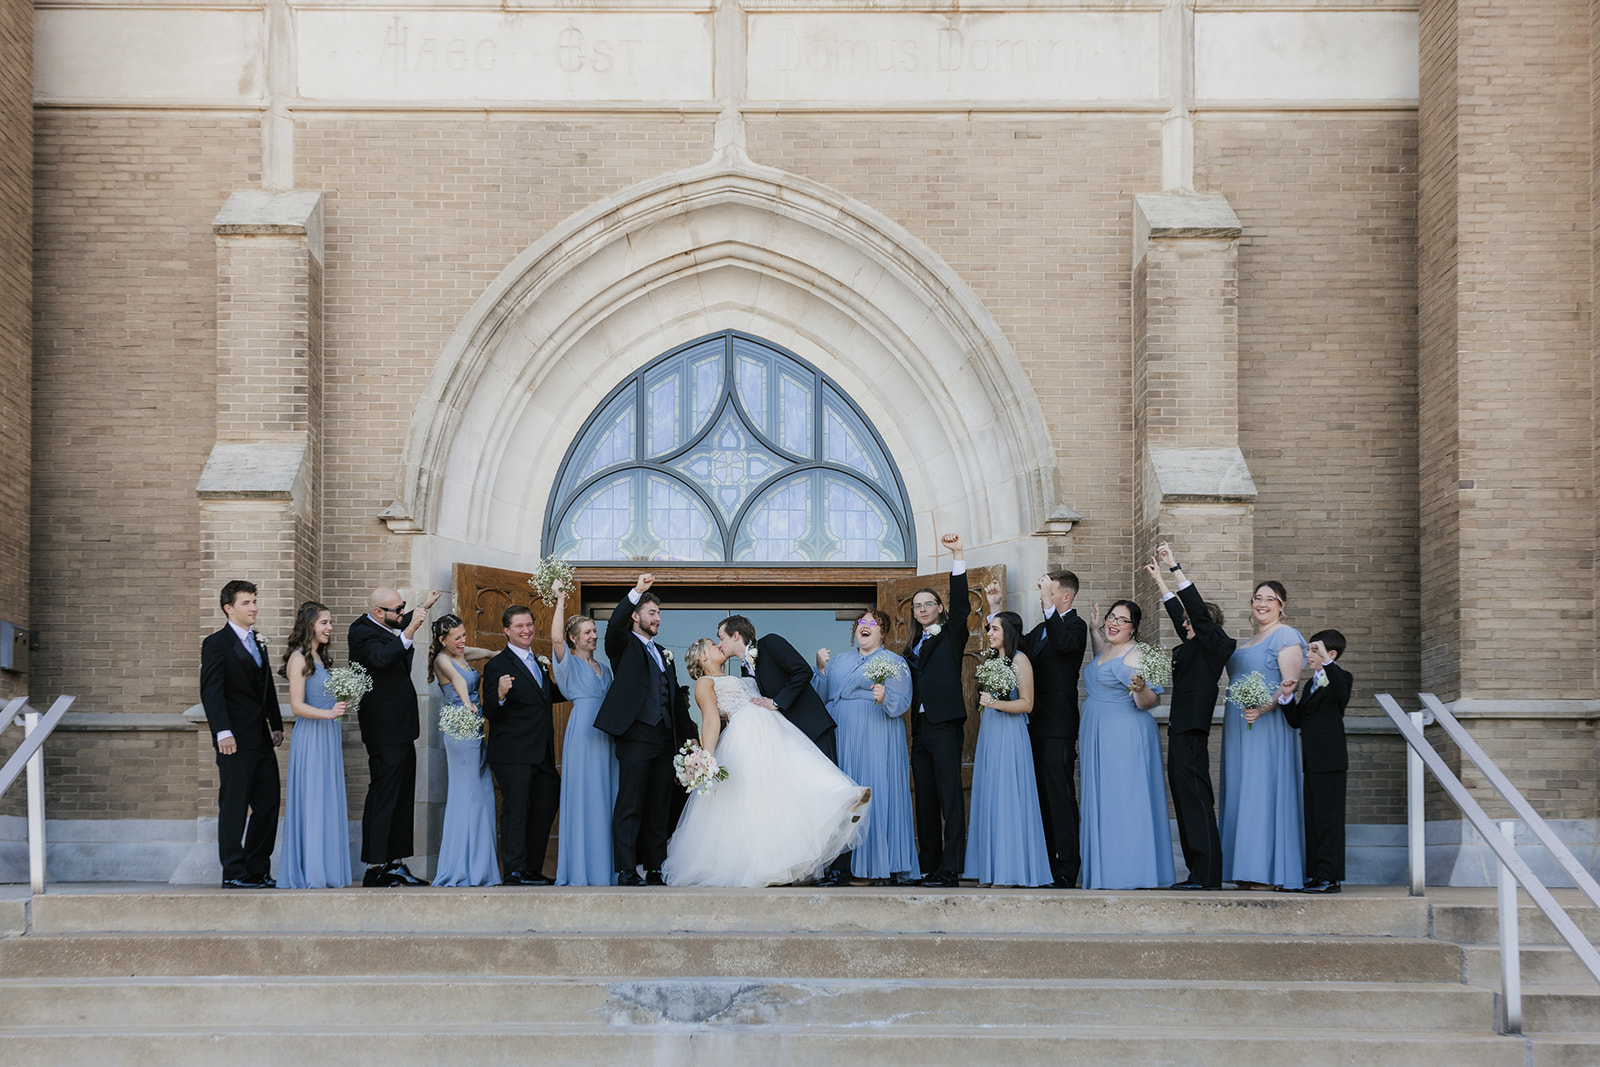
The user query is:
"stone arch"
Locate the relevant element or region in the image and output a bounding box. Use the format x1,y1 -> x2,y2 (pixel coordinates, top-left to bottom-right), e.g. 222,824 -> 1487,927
400,153 -> 1056,573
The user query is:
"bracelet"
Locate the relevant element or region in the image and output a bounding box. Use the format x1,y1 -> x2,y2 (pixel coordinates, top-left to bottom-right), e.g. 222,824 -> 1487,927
1168,565 -> 1182,572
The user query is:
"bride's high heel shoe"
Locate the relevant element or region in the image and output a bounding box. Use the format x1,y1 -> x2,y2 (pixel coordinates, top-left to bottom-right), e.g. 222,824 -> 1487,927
850,787 -> 872,822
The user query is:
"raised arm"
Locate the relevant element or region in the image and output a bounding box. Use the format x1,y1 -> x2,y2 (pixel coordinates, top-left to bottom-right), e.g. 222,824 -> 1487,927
1085,602 -> 1105,657
549,580 -> 570,662
604,573 -> 652,660
435,652 -> 478,711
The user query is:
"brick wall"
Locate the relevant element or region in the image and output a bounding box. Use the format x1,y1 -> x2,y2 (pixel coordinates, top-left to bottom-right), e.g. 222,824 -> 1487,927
0,0 -> 30,702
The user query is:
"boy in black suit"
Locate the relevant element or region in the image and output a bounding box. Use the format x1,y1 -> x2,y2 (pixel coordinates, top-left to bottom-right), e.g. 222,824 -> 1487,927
1284,629 -> 1353,893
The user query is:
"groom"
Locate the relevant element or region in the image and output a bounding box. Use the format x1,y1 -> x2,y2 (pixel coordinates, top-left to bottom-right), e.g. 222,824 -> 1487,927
716,614 -> 847,886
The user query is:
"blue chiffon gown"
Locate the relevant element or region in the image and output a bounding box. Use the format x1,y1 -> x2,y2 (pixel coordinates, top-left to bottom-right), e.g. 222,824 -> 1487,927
279,660 -> 352,889
553,651 -> 617,886
1079,654 -> 1175,889
963,661 -> 1052,887
815,648 -> 919,880
1220,626 -> 1309,887
433,666 -> 502,887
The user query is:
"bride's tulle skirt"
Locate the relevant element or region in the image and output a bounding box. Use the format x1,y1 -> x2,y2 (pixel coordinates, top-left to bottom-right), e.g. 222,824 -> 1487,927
663,705 -> 868,887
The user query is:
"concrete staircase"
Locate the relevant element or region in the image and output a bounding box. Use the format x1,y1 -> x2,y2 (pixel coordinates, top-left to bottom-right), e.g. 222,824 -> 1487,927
0,885 -> 1594,1064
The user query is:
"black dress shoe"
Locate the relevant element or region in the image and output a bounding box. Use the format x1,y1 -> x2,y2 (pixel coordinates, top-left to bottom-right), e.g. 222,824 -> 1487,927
525,872 -> 555,886
616,871 -> 646,887
1049,876 -> 1077,889
644,870 -> 665,886
246,873 -> 276,889
814,869 -> 846,887
1301,879 -> 1341,894
221,877 -> 264,889
918,870 -> 958,888
889,872 -> 919,887
502,870 -> 529,886
385,862 -> 428,886
362,865 -> 388,888
1168,881 -> 1207,891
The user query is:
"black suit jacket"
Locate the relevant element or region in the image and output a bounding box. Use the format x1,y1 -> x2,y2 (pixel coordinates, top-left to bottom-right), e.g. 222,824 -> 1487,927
1163,582 -> 1238,734
348,613 -> 421,747
751,633 -> 836,742
200,625 -> 282,750
481,645 -> 559,764
594,592 -> 684,739
1021,607 -> 1088,740
907,568 -> 971,725
1284,661 -> 1353,773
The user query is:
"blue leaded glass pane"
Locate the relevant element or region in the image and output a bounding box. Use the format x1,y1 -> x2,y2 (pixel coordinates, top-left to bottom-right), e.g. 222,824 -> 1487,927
645,371 -> 680,457
559,388 -> 636,504
779,371 -> 812,456
823,389 -> 891,489
734,474 -> 811,562
735,353 -> 768,434
645,475 -> 719,561
690,351 -> 722,438
824,476 -> 903,562
555,474 -> 636,561
669,411 -> 789,520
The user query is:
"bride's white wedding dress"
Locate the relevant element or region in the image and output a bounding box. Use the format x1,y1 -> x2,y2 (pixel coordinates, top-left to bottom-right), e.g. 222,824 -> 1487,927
662,673 -> 869,887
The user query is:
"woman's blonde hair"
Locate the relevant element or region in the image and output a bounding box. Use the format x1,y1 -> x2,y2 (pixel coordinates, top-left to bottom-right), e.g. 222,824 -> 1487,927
685,637 -> 714,680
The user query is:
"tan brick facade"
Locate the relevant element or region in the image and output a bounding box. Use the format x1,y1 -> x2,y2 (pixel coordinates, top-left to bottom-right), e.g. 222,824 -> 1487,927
0,0 -> 30,704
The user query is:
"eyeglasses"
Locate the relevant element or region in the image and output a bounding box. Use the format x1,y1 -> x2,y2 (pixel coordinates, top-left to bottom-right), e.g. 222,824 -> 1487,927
381,603 -> 406,615
1105,615 -> 1134,626
857,619 -> 879,628
1251,595 -> 1281,605
912,601 -> 940,611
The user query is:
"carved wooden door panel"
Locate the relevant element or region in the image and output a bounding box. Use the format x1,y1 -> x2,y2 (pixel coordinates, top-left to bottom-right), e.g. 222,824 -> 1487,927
877,563 -> 1005,773
452,563 -> 581,875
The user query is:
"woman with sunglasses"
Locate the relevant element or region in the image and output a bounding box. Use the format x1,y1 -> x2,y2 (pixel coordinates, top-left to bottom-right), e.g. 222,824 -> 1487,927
1078,600 -> 1173,890
1219,581 -> 1308,890
814,609 -> 917,884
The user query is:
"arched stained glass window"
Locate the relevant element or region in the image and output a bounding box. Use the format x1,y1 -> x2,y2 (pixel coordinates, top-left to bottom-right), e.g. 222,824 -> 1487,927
546,331 -> 914,565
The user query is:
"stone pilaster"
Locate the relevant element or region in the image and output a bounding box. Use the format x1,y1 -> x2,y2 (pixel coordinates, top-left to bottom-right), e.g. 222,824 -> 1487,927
0,0 -> 31,701
1132,193 -> 1256,627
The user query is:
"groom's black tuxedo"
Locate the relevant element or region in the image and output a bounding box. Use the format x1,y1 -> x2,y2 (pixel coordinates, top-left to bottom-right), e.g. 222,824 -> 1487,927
595,592 -> 685,877
907,567 -> 970,877
482,644 -> 562,877
747,633 -> 838,762
200,623 -> 282,882
1162,581 -> 1236,888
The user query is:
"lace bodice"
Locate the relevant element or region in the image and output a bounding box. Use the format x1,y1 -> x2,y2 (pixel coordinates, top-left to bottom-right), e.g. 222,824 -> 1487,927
710,673 -> 762,720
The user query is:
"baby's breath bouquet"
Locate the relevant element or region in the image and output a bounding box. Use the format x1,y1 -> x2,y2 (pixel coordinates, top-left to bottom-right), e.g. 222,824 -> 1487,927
1132,642 -> 1172,689
438,703 -> 482,741
1227,671 -> 1271,730
326,663 -> 373,712
975,654 -> 1018,701
862,653 -> 904,704
527,555 -> 575,606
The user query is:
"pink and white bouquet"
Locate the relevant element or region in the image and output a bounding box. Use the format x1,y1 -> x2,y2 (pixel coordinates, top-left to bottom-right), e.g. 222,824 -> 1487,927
673,738 -> 729,795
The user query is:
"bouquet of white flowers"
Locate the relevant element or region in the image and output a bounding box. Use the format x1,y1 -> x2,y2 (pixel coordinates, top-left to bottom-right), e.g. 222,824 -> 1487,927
1227,671 -> 1271,730
527,555 -> 575,606
1132,642 -> 1172,689
673,739 -> 729,795
438,702 -> 482,741
326,663 -> 373,712
974,655 -> 1018,701
862,653 -> 904,704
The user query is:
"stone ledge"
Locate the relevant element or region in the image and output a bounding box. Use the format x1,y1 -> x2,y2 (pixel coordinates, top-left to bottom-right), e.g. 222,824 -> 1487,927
212,189 -> 325,258
1147,446 -> 1258,503
1134,192 -> 1242,262
195,441 -> 307,501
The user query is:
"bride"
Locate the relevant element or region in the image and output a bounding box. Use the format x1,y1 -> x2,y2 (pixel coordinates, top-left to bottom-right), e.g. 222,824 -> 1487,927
662,637 -> 871,887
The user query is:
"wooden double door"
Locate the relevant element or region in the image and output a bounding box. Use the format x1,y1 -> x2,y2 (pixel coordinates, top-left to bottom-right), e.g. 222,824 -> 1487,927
450,561 -> 1004,871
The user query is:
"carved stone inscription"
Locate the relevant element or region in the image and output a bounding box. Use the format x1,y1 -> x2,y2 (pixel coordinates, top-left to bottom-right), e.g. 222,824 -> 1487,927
747,13 -> 1161,103
296,12 -> 714,102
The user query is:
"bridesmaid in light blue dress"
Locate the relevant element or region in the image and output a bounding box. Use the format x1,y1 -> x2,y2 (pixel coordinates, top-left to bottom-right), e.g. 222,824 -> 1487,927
430,615 -> 501,887
963,613 -> 1052,888
279,601 -> 353,889
550,582 -> 618,886
1079,600 -> 1175,890
814,611 -> 919,883
1220,580 -> 1309,889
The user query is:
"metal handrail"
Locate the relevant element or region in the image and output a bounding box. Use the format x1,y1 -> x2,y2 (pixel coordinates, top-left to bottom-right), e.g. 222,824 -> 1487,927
0,695 -> 75,893
1378,693 -> 1600,1034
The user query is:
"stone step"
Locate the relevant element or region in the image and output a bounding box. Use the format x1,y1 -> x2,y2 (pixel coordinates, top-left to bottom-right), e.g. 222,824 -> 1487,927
0,975 -> 1499,1032
21,885 -> 1431,937
1432,901 -> 1600,945
1464,944 -> 1600,989
0,931 -> 1463,982
1520,987 -> 1600,1034
0,1026 -> 1543,1067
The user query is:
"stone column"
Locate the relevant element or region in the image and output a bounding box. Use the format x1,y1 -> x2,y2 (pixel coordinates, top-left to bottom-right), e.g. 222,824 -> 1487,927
177,190 -> 324,883
1132,193 -> 1256,628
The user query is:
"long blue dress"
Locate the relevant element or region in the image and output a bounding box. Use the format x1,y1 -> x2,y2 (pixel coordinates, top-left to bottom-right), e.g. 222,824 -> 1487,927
553,650 -> 617,886
280,660 -> 352,889
815,648 -> 919,880
1079,653 -> 1175,889
433,665 -> 502,887
1220,625 -> 1308,887
962,660 -> 1052,887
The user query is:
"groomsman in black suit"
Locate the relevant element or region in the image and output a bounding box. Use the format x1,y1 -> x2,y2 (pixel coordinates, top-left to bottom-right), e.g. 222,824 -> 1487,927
1285,630 -> 1353,894
482,604 -> 562,885
716,611 -> 847,885
199,579 -> 284,889
1147,543 -> 1236,890
907,533 -> 970,888
998,570 -> 1088,888
348,585 -> 440,888
595,573 -> 685,886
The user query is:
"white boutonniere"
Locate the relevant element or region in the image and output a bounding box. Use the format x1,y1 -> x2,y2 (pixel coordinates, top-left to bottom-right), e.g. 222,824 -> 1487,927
745,642 -> 758,667
1312,672 -> 1327,692
925,624 -> 942,637
537,655 -> 551,671
662,649 -> 673,666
